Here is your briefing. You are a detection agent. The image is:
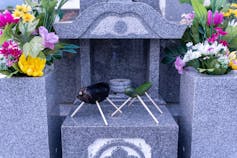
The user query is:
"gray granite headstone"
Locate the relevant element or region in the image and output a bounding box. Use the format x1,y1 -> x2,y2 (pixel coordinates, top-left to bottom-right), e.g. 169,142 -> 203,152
62,104 -> 178,158
0,71 -> 61,158
179,70 -> 237,158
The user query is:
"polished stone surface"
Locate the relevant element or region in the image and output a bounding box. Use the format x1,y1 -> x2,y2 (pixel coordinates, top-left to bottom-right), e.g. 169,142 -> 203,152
0,72 -> 60,158
180,70 -> 237,158
54,0 -> 186,39
62,104 -> 178,158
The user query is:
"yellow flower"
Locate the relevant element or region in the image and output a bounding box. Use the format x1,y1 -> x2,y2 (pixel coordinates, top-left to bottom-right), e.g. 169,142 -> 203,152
13,10 -> 23,18
18,54 -> 46,77
232,9 -> 237,17
229,52 -> 236,60
224,10 -> 232,17
22,5 -> 32,13
16,5 -> 24,12
230,59 -> 237,70
22,13 -> 35,23
231,3 -> 237,8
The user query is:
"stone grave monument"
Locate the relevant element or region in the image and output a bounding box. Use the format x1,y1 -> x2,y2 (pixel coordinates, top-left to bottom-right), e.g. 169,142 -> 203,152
54,0 -> 187,157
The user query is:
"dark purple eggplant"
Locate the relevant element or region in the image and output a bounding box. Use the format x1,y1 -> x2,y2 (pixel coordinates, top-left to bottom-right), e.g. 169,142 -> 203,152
77,82 -> 110,104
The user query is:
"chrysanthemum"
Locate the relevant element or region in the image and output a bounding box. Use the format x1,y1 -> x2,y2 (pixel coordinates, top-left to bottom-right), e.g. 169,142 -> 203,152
18,54 -> 46,77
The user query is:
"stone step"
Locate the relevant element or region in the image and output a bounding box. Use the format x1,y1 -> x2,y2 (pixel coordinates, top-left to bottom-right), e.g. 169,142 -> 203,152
61,103 -> 178,158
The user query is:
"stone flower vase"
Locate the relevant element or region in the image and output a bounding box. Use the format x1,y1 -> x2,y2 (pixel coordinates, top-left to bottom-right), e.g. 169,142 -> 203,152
179,69 -> 237,158
0,67 -> 59,158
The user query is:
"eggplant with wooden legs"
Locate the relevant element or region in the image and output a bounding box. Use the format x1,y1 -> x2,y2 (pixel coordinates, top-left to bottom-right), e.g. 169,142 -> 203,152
112,82 -> 162,124
70,82 -> 121,126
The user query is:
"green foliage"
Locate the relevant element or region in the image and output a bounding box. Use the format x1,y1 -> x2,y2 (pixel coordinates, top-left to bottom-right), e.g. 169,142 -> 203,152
179,0 -> 204,4
39,0 -> 68,31
162,42 -> 187,64
44,43 -> 79,65
124,87 -> 137,98
197,56 -> 228,75
0,24 -> 13,45
135,82 -> 152,96
124,82 -> 152,97
191,0 -> 208,27
211,0 -> 227,11
23,37 -> 44,57
222,26 -> 237,50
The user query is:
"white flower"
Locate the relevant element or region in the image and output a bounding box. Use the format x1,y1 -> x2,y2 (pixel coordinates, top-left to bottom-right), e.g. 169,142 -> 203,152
203,0 -> 211,7
183,40 -> 228,63
186,42 -> 193,48
183,50 -> 201,63
0,73 -> 6,78
180,12 -> 195,27
229,20 -> 237,27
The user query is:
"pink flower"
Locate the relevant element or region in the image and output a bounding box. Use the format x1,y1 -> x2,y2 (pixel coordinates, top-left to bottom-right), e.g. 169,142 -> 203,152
175,56 -> 186,74
0,29 -> 2,36
0,10 -> 19,28
39,26 -> 59,50
0,40 -> 22,66
215,27 -> 227,36
219,40 -> 228,46
208,33 -> 219,43
207,10 -> 224,26
180,12 -> 195,27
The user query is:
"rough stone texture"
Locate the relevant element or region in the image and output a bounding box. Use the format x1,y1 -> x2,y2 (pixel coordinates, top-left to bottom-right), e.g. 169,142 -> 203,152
159,40 -> 181,103
0,71 -> 61,158
54,52 -> 79,104
164,0 -> 192,21
62,104 -> 178,158
179,70 -> 237,158
54,0 -> 186,39
80,0 -> 161,12
90,39 -> 147,87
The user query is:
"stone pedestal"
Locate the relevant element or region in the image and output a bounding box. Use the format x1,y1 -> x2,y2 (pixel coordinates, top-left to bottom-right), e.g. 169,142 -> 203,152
179,70 -> 237,158
62,104 -> 178,158
0,71 -> 61,158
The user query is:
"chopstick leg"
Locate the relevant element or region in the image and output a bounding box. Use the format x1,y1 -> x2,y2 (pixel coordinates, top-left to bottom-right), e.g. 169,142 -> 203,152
71,102 -> 85,117
96,101 -> 108,126
111,97 -> 132,117
145,92 -> 163,114
106,98 -> 122,113
137,95 -> 159,124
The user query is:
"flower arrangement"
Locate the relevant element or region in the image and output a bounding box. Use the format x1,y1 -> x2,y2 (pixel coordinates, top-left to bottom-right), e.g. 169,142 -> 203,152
0,0 -> 78,77
164,0 -> 237,75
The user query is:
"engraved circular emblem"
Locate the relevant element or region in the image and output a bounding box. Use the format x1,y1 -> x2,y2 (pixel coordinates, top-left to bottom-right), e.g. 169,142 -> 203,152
114,21 -> 128,34
88,138 -> 151,158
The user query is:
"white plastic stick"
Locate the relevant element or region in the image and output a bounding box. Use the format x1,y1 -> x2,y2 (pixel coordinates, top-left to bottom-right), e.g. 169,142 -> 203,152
128,97 -> 136,106
111,97 -> 132,117
106,98 -> 122,113
71,102 -> 85,117
145,92 -> 163,114
137,95 -> 159,124
96,101 -> 108,126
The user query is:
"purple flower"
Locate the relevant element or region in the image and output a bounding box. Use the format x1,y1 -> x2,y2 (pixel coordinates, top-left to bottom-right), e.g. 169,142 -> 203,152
207,10 -> 224,26
39,26 -> 59,50
208,33 -> 219,43
215,27 -> 227,36
175,56 -> 185,74
0,10 -> 19,28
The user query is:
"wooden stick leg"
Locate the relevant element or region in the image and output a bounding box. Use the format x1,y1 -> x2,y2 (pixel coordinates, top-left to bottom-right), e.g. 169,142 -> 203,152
145,92 -> 163,114
96,101 -> 108,126
111,97 -> 132,117
106,98 -> 122,113
128,97 -> 136,106
71,102 -> 85,117
137,95 -> 159,124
